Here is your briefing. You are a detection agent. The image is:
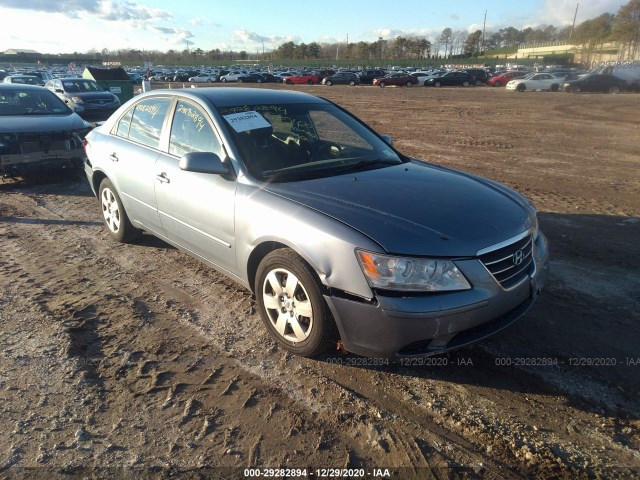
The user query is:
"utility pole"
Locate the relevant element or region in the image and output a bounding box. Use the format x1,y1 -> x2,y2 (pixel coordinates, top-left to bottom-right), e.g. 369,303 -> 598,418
569,3 -> 579,42
482,10 -> 487,54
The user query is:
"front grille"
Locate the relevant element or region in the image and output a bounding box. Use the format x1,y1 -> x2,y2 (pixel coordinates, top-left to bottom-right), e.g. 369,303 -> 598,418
479,234 -> 534,289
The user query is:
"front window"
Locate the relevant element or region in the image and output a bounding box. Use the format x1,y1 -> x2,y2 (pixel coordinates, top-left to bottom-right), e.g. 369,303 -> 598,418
0,88 -> 70,116
62,80 -> 102,93
218,103 -> 404,181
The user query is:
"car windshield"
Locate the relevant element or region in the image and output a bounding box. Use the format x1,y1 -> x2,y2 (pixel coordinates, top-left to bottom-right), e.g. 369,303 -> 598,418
62,80 -> 102,93
218,103 -> 404,182
0,88 -> 70,116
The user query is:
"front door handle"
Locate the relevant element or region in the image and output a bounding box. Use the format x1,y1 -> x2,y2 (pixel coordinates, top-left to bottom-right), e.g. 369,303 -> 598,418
109,152 -> 118,162
155,172 -> 170,184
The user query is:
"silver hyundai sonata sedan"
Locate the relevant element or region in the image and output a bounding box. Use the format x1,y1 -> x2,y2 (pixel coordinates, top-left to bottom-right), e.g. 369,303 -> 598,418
84,88 -> 549,359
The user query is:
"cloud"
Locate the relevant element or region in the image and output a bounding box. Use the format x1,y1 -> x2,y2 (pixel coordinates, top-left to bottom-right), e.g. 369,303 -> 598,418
0,0 -> 172,22
230,29 -> 300,48
366,28 -> 437,40
150,25 -> 194,46
190,16 -> 219,27
536,0 -> 627,26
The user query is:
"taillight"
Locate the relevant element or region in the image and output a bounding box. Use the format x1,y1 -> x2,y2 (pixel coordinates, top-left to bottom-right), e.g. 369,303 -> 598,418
82,138 -> 88,155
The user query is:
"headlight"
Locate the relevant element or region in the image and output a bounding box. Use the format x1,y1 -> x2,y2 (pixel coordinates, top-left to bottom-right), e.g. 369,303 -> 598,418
71,96 -> 84,104
356,250 -> 471,292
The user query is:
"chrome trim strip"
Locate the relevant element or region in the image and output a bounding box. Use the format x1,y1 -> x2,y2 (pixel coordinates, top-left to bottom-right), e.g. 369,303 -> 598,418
122,192 -> 157,212
158,210 -> 231,248
490,251 -> 533,275
482,238 -> 532,265
476,229 -> 532,257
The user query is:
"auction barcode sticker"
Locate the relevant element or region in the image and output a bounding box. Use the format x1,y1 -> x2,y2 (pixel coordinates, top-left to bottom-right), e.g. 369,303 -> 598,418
223,111 -> 271,133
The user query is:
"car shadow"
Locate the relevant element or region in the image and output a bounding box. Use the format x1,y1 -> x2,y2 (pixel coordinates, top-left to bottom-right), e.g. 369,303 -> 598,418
317,211 -> 640,420
0,169 -> 92,196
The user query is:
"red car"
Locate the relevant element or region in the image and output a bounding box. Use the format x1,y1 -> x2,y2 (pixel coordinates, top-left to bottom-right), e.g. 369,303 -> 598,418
283,74 -> 321,85
487,71 -> 528,87
372,72 -> 416,87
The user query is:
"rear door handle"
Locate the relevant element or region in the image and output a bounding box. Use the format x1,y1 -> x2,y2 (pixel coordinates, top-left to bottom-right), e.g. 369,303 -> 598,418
155,172 -> 170,184
109,153 -> 118,162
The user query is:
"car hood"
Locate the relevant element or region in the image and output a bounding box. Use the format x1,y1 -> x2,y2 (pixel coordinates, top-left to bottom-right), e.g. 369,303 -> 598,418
0,113 -> 89,134
263,161 -> 533,257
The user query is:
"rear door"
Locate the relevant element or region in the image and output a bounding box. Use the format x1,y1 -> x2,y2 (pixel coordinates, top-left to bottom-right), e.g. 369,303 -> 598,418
106,96 -> 172,235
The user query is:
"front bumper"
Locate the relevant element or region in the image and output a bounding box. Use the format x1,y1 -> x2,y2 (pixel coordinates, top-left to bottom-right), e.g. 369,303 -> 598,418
325,232 -> 550,359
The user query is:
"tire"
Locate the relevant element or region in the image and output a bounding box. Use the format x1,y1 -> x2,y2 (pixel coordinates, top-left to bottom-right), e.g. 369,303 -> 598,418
237,79 -> 243,83
406,81 -> 413,87
550,84 -> 559,92
434,81 -> 441,87
257,79 -> 262,83
348,80 -> 355,86
379,81 -> 386,87
494,81 -> 501,87
255,248 -> 337,357
98,178 -> 138,243
462,81 -> 470,87
475,80 -> 482,86
571,86 -> 581,94
608,86 -> 620,94
221,78 -> 227,83
326,80 -> 333,86
517,83 -> 526,92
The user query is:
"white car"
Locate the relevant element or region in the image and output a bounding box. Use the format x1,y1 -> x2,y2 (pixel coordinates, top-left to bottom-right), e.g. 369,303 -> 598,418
189,74 -> 217,83
220,71 -> 248,83
506,73 -> 565,92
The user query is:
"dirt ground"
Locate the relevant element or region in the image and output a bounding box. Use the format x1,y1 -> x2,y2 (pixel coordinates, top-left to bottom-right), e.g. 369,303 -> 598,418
1,84 -> 639,479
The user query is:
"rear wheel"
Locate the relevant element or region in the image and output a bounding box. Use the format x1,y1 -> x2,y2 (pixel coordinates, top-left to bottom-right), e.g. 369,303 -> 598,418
326,80 -> 333,86
608,86 -> 620,94
221,78 -> 227,83
348,80 -> 355,86
571,86 -> 581,94
98,179 -> 138,243
379,81 -> 386,87
306,79 -> 313,85
406,81 -> 413,87
550,84 -> 559,92
255,249 -> 337,357
494,81 -> 502,87
462,81 -> 470,87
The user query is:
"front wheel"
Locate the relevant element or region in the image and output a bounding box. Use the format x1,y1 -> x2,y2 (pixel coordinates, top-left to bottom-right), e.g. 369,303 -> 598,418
379,81 -> 386,87
517,83 -> 526,92
608,86 -> 620,94
326,80 -> 333,86
255,249 -> 337,357
550,84 -> 559,92
306,80 -> 313,85
348,80 -> 355,86
462,81 -> 470,87
494,81 -> 502,87
406,81 -> 413,87
221,78 -> 227,83
99,179 -> 138,243
434,81 -> 441,87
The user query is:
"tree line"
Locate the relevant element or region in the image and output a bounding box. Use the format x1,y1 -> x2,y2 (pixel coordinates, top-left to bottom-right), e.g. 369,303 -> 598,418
86,0 -> 639,65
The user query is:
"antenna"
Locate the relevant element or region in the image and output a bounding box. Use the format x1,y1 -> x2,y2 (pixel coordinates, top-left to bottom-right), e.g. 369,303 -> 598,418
569,3 -> 579,42
482,10 -> 487,54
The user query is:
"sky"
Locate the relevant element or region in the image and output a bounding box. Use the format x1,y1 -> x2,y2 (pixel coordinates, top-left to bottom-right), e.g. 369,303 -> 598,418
0,0 -> 630,55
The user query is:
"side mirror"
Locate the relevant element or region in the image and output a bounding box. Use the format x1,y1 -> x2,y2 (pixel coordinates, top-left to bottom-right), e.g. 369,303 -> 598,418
179,151 -> 229,175
380,134 -> 393,147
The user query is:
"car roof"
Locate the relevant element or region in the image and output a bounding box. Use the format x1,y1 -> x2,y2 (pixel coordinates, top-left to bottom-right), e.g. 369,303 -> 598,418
138,87 -> 329,108
0,83 -> 47,91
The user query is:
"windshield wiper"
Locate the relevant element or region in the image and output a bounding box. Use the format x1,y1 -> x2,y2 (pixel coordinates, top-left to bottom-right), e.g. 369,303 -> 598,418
333,158 -> 401,174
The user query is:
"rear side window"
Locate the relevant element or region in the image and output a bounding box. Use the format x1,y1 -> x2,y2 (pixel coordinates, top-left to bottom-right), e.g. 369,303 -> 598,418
126,97 -> 170,149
